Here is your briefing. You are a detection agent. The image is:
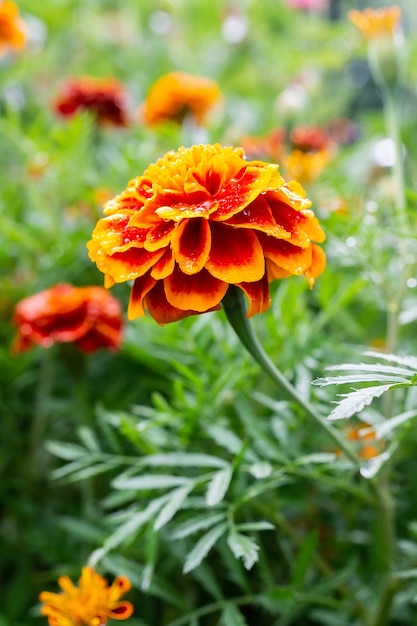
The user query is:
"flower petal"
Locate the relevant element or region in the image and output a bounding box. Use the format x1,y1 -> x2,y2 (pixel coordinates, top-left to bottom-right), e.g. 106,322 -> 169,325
128,274 -> 157,320
151,249 -> 175,279
108,602 -> 134,620
260,235 -> 312,276
304,244 -> 327,287
236,276 -> 271,317
164,267 -> 228,312
144,282 -> 211,324
94,247 -> 165,283
144,220 -> 176,252
206,222 -> 265,283
225,195 -> 291,238
171,218 -> 211,275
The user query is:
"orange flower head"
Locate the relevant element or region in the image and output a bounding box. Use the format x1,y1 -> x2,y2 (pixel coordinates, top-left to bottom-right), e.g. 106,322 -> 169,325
39,566 -> 133,626
12,284 -> 123,353
0,0 -> 26,55
54,77 -> 129,127
140,72 -> 222,126
348,6 -> 401,40
87,144 -> 326,325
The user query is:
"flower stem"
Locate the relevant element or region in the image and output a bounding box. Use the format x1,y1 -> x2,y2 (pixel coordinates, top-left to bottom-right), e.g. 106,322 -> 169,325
383,87 -> 407,232
222,287 -> 360,466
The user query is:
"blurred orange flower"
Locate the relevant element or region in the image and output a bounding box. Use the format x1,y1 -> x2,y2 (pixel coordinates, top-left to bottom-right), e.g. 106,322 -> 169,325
88,143 -> 326,324
39,566 -> 133,626
140,72 -> 221,126
54,77 -> 129,127
240,129 -> 286,163
290,126 -> 334,153
348,6 -> 401,40
0,0 -> 26,55
347,424 -> 382,460
12,284 -> 123,353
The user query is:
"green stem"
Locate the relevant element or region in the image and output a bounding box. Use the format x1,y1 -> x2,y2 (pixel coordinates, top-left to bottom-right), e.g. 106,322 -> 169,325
222,287 -> 360,466
383,88 -> 407,231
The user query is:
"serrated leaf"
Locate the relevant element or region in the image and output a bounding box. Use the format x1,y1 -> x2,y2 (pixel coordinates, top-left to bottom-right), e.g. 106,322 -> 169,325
61,461 -> 118,484
50,455 -> 101,480
183,522 -> 227,573
90,495 -> 171,565
364,351 -> 417,370
374,409 -> 417,438
325,362 -> 416,377
235,522 -> 275,532
206,424 -> 243,455
328,384 -> 394,420
314,373 -> 410,386
45,441 -> 87,461
112,474 -> 191,490
154,483 -> 195,531
206,467 -> 232,506
220,603 -> 248,626
171,512 -> 226,539
227,529 -> 259,570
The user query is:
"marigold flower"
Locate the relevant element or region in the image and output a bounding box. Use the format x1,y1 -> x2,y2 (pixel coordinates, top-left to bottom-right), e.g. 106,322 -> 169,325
12,284 -> 123,353
87,144 -> 326,324
290,126 -> 334,153
0,0 -> 26,55
140,72 -> 222,126
54,77 -> 129,127
348,6 -> 401,40
240,129 -> 286,163
284,149 -> 331,185
39,566 -> 133,626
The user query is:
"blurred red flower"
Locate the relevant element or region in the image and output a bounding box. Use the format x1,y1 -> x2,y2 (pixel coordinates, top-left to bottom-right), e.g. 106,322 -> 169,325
88,143 -> 326,325
139,71 -> 222,126
0,0 -> 26,56
39,566 -> 133,625
12,284 -> 123,353
54,76 -> 129,127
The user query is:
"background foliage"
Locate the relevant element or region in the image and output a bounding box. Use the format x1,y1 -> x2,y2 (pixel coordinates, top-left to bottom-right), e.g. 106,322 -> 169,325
2,1 -> 417,625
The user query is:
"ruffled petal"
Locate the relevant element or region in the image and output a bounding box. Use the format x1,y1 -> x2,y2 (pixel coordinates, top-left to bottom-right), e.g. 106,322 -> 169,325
266,198 -> 321,248
260,234 -> 312,276
212,163 -> 283,221
236,275 -> 271,317
224,195 -> 291,238
164,267 -> 228,312
128,274 -> 157,320
144,220 -> 176,252
304,244 -> 327,287
108,602 -> 134,620
206,223 -> 265,283
94,247 -> 165,283
144,282 -> 208,324
171,218 -> 211,275
151,249 -> 175,279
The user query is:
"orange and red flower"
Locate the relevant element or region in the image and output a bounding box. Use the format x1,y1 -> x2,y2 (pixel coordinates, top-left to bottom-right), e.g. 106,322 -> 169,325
0,0 -> 26,55
12,284 -> 123,353
39,566 -> 133,626
140,72 -> 222,126
87,143 -> 326,325
54,77 -> 129,127
348,6 -> 401,40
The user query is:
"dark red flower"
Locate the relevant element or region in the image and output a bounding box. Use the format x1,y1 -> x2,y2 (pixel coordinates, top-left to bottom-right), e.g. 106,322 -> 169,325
12,284 -> 123,353
54,77 -> 129,127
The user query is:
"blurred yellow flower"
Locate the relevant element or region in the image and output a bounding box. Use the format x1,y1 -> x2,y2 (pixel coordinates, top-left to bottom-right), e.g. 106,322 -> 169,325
140,71 -> 222,126
0,0 -> 26,55
348,6 -> 401,40
284,149 -> 331,185
39,566 -> 133,625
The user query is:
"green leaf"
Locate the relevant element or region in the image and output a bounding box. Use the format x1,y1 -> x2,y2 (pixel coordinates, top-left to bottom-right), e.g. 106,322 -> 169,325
112,475 -> 191,490
183,522 -> 227,573
170,512 -> 226,540
141,452 -> 228,469
220,603 -> 249,626
77,426 -> 101,452
206,467 -> 233,506
374,409 -> 417,438
227,529 -> 259,570
235,522 -> 274,532
291,531 -> 317,588
328,384 -> 395,420
45,440 -> 87,461
154,483 -> 195,531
